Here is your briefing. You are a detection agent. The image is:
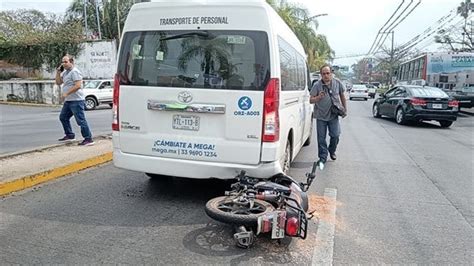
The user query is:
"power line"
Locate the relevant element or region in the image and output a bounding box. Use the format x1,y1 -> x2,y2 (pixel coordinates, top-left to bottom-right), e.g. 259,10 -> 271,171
367,0 -> 406,55
398,8 -> 457,51
413,17 -> 469,51
373,0 -> 422,54
399,14 -> 464,53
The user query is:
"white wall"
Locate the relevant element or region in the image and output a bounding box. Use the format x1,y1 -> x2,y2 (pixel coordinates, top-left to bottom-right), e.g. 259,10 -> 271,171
42,40 -> 117,80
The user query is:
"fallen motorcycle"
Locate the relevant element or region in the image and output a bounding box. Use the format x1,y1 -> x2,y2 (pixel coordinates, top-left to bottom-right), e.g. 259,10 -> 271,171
205,161 -> 319,248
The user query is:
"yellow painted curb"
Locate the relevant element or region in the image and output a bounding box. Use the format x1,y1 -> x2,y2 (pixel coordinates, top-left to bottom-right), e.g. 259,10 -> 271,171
0,152 -> 113,196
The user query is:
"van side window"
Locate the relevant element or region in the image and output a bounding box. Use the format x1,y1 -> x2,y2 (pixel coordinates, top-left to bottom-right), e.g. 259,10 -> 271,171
117,30 -> 270,91
278,37 -> 307,91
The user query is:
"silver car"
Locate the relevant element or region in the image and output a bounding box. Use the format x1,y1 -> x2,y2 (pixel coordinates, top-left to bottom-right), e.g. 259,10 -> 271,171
83,80 -> 114,110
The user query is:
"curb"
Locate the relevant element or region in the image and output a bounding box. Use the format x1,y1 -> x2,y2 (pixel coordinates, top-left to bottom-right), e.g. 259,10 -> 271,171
0,152 -> 113,196
0,134 -> 112,159
0,101 -> 61,108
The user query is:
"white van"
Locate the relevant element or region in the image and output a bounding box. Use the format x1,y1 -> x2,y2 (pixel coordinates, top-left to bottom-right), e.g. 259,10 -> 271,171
112,0 -> 313,179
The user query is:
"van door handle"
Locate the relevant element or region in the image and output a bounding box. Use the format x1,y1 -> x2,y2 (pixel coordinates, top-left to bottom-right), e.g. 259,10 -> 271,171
147,100 -> 225,114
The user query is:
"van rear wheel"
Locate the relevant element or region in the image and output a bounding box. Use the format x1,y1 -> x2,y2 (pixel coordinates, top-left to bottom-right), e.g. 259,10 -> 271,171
280,141 -> 291,174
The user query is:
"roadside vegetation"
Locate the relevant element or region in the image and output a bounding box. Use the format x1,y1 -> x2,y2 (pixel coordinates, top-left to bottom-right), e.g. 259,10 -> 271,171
0,1 -> 333,79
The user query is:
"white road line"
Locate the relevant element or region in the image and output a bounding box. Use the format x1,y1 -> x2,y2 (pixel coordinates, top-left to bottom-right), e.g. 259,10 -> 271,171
312,188 -> 338,266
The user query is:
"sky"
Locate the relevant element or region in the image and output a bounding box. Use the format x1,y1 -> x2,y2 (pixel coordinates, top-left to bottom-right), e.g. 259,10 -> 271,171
1,0 -> 466,67
295,0 -> 464,66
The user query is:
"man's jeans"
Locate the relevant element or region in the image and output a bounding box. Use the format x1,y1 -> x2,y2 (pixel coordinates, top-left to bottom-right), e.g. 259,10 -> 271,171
59,100 -> 92,140
316,118 -> 341,162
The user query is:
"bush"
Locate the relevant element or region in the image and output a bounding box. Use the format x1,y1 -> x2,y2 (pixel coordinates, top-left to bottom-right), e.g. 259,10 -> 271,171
0,71 -> 18,80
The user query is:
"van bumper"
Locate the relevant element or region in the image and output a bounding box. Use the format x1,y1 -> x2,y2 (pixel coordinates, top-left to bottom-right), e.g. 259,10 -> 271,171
113,149 -> 281,179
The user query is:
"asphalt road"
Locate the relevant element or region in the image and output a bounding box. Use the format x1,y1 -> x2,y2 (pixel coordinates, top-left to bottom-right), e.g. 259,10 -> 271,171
0,99 -> 472,263
0,104 -> 112,154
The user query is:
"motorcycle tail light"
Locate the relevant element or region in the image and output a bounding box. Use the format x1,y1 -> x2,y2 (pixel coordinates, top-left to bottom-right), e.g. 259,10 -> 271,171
286,217 -> 299,236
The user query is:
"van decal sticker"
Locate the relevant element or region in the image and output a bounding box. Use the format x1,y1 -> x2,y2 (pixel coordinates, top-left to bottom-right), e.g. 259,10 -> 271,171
160,16 -> 228,26
152,140 -> 217,158
234,96 -> 260,116
238,96 -> 252,110
121,121 -> 141,131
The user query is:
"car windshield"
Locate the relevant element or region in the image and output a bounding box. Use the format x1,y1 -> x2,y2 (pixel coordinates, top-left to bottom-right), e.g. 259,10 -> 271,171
84,81 -> 101,89
410,87 -> 448,97
117,30 -> 270,90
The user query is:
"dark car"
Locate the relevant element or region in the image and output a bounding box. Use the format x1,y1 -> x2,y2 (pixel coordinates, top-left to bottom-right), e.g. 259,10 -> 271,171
444,87 -> 474,109
372,85 -> 458,128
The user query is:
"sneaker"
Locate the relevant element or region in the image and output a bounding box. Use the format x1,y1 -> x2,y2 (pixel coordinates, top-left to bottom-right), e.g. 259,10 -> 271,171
317,159 -> 325,170
330,153 -> 337,161
58,135 -> 75,141
78,139 -> 95,146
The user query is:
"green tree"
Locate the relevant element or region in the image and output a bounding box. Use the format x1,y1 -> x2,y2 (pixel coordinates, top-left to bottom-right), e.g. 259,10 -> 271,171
66,0 -> 134,42
0,9 -> 84,72
266,0 -> 334,71
435,0 -> 473,52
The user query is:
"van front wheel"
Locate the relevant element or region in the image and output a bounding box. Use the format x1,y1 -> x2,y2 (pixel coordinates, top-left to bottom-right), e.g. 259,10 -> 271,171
303,119 -> 313,146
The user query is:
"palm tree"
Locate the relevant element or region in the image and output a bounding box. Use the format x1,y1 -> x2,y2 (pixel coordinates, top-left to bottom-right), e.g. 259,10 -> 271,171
266,0 -> 334,71
66,0 -> 134,41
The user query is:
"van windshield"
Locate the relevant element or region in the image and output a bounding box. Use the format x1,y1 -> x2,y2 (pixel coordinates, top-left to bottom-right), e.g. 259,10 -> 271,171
117,30 -> 270,90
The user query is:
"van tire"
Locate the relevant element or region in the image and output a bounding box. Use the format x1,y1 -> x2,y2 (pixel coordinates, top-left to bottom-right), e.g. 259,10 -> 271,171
281,141 -> 291,174
303,119 -> 313,146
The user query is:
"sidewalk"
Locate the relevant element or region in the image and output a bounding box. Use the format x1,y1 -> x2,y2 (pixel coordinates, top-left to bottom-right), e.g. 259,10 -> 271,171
0,136 -> 112,196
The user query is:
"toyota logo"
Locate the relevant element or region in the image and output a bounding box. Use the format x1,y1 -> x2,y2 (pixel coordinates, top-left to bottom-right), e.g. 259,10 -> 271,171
178,91 -> 193,103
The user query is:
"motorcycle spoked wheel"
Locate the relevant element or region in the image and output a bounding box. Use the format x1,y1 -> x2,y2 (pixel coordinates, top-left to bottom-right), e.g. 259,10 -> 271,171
205,196 -> 275,226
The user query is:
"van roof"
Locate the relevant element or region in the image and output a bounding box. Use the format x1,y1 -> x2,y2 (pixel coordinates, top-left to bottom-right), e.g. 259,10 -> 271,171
124,0 -> 305,58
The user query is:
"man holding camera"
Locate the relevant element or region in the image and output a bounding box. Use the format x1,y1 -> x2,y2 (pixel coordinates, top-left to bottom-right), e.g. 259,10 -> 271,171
55,54 -> 94,146
310,64 -> 347,166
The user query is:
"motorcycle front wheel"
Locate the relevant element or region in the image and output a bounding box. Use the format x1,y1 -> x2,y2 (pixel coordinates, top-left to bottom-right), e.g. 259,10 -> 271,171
205,196 -> 275,226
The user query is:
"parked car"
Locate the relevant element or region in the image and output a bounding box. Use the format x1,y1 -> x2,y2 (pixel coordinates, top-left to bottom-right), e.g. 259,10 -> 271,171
372,85 -> 458,128
83,79 -> 114,110
349,84 -> 369,100
366,84 -> 377,98
444,87 -> 474,109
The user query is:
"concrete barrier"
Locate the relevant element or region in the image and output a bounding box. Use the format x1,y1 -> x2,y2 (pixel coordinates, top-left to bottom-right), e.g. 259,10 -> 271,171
0,80 -> 62,104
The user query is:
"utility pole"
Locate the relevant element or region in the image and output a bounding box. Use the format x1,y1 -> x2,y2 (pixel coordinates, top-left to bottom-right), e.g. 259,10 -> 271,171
95,0 -> 102,40
116,0 -> 121,40
389,31 -> 395,85
84,0 -> 88,39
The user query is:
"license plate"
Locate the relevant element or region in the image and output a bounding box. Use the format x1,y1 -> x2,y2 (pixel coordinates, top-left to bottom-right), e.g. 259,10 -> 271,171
432,103 -> 443,109
271,211 -> 286,239
172,115 -> 200,131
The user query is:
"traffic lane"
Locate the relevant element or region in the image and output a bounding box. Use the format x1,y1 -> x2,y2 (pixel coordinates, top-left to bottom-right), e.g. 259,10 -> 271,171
296,99 -> 472,263
0,164 -> 317,264
0,104 -> 112,154
357,98 -> 473,226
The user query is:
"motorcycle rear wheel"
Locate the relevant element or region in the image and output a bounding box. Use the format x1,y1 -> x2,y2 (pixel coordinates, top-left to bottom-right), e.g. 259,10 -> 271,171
205,196 -> 275,226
